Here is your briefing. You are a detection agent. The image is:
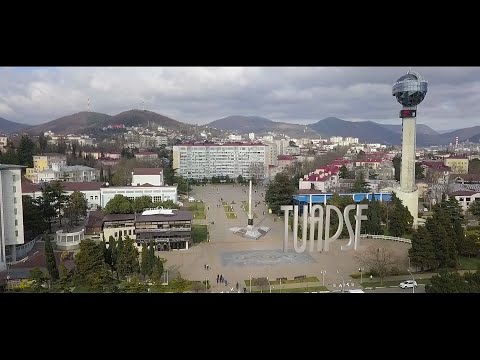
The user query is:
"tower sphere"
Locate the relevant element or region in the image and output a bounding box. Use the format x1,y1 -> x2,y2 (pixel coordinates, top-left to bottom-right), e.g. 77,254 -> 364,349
392,71 -> 428,107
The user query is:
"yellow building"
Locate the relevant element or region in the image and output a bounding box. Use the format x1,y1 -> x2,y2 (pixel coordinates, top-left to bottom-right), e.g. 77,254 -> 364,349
445,156 -> 469,174
25,168 -> 37,182
33,153 -> 67,172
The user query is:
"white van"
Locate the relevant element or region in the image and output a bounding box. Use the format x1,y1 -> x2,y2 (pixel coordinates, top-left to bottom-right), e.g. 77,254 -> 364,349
347,289 -> 365,293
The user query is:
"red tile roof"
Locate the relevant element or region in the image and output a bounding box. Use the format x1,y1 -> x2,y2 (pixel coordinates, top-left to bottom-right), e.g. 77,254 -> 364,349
22,181 -> 102,193
450,190 -> 478,196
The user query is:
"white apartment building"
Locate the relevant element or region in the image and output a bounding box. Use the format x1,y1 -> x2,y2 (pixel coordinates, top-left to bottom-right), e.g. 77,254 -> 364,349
0,165 -> 25,270
330,136 -> 343,143
173,143 -> 267,180
228,134 -> 242,141
275,139 -> 290,156
249,133 -> 255,141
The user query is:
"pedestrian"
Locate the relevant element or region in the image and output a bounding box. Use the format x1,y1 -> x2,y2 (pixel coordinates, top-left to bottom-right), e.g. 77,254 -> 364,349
204,264 -> 206,270
217,274 -> 219,283
370,275 -> 373,280
236,282 -> 239,290
207,264 -> 209,270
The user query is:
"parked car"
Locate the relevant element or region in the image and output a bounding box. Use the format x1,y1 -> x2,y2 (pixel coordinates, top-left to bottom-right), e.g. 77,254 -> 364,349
399,280 -> 418,289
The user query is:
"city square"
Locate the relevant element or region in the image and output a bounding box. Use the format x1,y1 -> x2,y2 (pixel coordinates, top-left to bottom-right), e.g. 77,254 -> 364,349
159,183 -> 412,292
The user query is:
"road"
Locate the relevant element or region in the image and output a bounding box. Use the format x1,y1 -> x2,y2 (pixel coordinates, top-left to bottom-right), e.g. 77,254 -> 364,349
364,285 -> 426,293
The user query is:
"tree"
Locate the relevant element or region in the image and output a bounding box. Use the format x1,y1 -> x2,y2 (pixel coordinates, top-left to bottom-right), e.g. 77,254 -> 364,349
117,236 -> 140,279
339,165 -> 350,179
392,155 -> 401,181
108,236 -> 117,270
38,133 -> 48,154
133,195 -> 153,213
255,277 -> 269,293
457,233 -> 480,257
147,241 -> 156,277
44,232 -> 59,281
100,167 -> 104,182
415,163 -> 425,179
426,271 -> 470,293
123,276 -> 148,293
151,257 -> 164,284
22,195 -> 48,237
364,194 -> 383,235
192,281 -> 205,293
351,172 -> 370,193
73,239 -> 111,290
140,243 -> 149,278
265,172 -> 297,215
468,200 -> 480,219
237,175 -> 245,183
357,150 -> 366,158
0,140 -> 18,164
17,135 -> 36,168
104,195 -> 133,214
64,191 -> 88,227
28,267 -> 48,293
356,246 -> 397,285
409,226 -> 438,271
42,181 -> 68,225
469,159 -> 480,175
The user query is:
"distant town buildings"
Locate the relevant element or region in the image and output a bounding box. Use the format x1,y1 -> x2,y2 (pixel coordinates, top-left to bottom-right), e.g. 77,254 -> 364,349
0,135 -> 7,151
445,155 -> 469,174
132,168 -> 164,186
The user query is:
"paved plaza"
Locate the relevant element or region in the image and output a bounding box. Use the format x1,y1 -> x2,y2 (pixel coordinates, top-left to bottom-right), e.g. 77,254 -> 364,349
158,184 -> 412,292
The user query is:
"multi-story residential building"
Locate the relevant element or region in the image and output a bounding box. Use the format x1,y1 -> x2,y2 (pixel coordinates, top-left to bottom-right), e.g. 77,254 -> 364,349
445,155 -> 469,174
35,165 -> 99,183
33,153 -> 67,172
249,133 -> 255,141
0,164 -> 25,270
275,139 -> 290,156
134,151 -> 159,161
102,209 -> 193,250
277,155 -> 297,173
132,168 -> 164,186
0,135 -> 7,151
172,142 -> 267,180
228,134 -> 242,141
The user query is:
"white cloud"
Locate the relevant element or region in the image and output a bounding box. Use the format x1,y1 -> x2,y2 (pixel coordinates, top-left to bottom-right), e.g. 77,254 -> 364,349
0,67 -> 479,130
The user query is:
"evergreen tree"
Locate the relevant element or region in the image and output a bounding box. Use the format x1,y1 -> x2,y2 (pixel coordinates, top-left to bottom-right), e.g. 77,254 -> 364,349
148,241 -> 156,276
351,172 -> 370,193
28,267 -> 48,293
392,155 -> 401,181
73,239 -> 111,290
457,233 -> 480,257
100,167 -> 104,182
104,195 -> 133,214
151,257 -> 164,284
44,232 -> 59,281
17,135 -> 36,168
365,195 -> 382,235
409,227 -> 438,271
339,165 -> 350,179
108,236 -> 117,270
265,172 -> 297,215
117,236 -> 139,279
140,243 -> 149,278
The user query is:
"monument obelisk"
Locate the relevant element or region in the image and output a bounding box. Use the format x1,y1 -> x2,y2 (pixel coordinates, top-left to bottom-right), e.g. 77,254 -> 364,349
247,179 -> 254,229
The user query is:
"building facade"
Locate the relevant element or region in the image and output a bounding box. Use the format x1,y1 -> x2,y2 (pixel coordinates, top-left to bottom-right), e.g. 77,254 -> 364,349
0,165 -> 25,271
33,153 -> 67,172
132,168 -> 164,186
445,156 -> 469,174
34,165 -> 99,183
449,190 -> 480,212
172,143 -> 267,180
101,185 -> 177,206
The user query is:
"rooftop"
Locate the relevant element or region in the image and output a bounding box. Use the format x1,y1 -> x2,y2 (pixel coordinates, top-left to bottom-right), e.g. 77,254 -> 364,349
0,164 -> 26,170
450,190 -> 479,196
133,168 -> 163,176
22,181 -> 103,193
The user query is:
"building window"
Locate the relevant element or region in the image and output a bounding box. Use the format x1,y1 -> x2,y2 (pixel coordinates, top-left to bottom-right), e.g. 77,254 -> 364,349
466,197 -> 471,202
14,208 -> 17,215
115,232 -> 118,237
124,230 -> 128,236
13,185 -> 16,193
14,197 -> 17,204
12,174 -> 16,181
15,230 -> 18,237
15,219 -> 18,226
90,196 -> 94,199
95,196 -> 98,200
129,230 -> 132,235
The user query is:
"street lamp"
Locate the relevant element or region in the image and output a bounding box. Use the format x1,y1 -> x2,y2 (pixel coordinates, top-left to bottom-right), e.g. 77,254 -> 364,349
407,268 -> 415,294
249,274 -> 252,293
321,270 -> 327,286
337,270 -> 346,293
187,171 -> 191,199
358,268 -> 365,283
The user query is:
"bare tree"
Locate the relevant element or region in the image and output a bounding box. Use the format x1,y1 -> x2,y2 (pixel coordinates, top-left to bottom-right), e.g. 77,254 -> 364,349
355,246 -> 397,285
254,277 -> 270,293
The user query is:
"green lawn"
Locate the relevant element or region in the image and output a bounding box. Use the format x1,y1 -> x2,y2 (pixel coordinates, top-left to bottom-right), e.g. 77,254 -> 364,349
192,225 -> 209,244
188,202 -> 206,220
223,205 -> 235,212
226,212 -> 238,219
457,256 -> 480,270
252,286 -> 329,293
244,276 -> 319,286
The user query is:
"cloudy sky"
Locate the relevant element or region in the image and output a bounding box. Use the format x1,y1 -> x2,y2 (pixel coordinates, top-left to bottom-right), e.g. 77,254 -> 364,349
0,67 -> 479,130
